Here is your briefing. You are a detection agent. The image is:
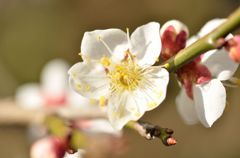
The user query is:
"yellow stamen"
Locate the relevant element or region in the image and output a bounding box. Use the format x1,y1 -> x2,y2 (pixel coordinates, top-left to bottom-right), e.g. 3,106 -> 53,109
90,99 -> 96,105
111,111 -> 118,118
126,121 -> 135,129
76,83 -> 81,90
100,57 -> 111,67
72,72 -> 77,78
134,112 -> 141,117
99,96 -> 107,107
163,63 -> 170,70
85,85 -> 91,91
148,102 -> 157,108
97,36 -> 113,55
153,88 -> 163,98
158,91 -> 163,98
109,60 -> 142,91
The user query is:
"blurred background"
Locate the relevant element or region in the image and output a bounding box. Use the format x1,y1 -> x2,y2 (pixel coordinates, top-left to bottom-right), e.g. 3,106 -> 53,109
0,0 -> 240,157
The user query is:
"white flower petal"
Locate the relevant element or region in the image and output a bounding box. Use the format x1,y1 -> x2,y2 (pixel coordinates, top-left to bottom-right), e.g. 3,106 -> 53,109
68,61 -> 110,99
187,19 -> 227,48
108,67 -> 169,130
108,91 -> 139,130
57,105 -> 105,119
41,59 -> 69,96
82,119 -> 121,135
67,89 -> 97,107
81,29 -> 128,61
201,49 -> 238,80
191,19 -> 238,80
139,66 -> 169,111
198,19 -> 225,37
130,22 -> 161,66
193,79 -> 226,127
176,88 -> 199,125
15,83 -> 43,109
160,20 -> 189,36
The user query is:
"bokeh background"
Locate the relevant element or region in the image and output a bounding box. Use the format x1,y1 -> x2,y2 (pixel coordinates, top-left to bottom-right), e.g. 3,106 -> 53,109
0,0 -> 240,157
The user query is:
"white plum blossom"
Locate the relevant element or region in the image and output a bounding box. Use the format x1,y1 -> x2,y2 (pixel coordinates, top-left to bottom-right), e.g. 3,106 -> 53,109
69,22 -> 169,130
176,19 -> 239,127
74,118 -> 121,136
15,59 -> 102,141
15,59 -> 93,109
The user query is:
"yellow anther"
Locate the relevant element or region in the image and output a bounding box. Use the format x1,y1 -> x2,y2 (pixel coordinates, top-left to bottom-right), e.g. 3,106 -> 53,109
109,58 -> 142,91
123,75 -> 128,81
163,63 -> 170,70
71,72 -> 77,79
99,96 -> 107,107
76,83 -> 81,90
100,57 -> 111,67
97,35 -> 101,40
126,121 -> 135,129
148,102 -> 157,108
85,85 -> 91,91
128,106 -> 137,113
90,99 -> 96,105
158,91 -> 163,98
134,112 -> 141,118
111,111 -> 118,118
126,27 -> 130,33
153,88 -> 163,98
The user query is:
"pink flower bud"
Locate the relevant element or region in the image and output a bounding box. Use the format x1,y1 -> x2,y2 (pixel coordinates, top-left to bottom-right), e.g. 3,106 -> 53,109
166,137 -> 177,146
160,20 -> 189,61
227,35 -> 240,62
31,136 -> 66,158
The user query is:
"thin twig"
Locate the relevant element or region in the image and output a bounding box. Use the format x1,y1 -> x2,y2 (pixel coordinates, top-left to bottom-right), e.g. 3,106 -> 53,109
0,99 -> 106,126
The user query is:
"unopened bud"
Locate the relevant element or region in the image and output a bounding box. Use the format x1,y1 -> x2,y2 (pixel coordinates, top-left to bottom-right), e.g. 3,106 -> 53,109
226,35 -> 240,62
160,20 -> 189,61
166,137 -> 177,146
31,136 -> 66,158
137,121 -> 176,146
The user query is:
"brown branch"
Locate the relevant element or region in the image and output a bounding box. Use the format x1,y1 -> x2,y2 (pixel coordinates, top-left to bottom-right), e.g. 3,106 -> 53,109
0,99 -> 106,126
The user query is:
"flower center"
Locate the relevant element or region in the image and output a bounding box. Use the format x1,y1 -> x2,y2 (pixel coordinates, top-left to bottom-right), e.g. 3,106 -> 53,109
110,61 -> 142,91
99,50 -> 143,92
97,35 -> 143,92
